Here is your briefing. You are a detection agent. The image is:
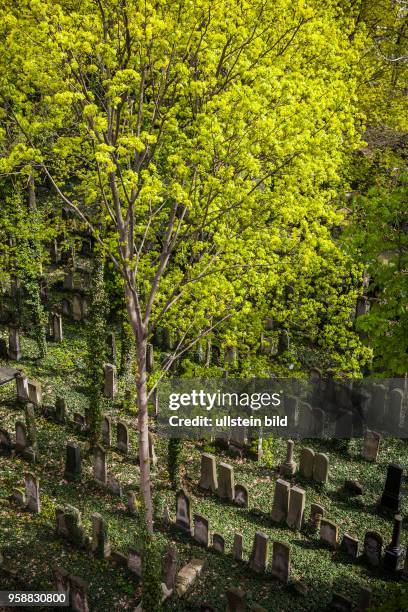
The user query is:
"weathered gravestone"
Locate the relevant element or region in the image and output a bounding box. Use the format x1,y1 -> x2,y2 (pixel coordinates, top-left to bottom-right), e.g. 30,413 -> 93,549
15,421 -> 28,453
175,558 -> 206,597
104,363 -> 117,399
287,486 -> 305,531
91,513 -> 110,558
340,533 -> 359,558
320,519 -> 339,549
70,575 -> 89,612
116,421 -> 129,454
194,514 -> 209,547
383,514 -> 404,571
73,413 -> 86,432
313,453 -> 329,483
362,430 -> 380,461
0,428 -> 12,456
128,548 -> 142,577
280,439 -> 297,476
106,332 -> 116,364
212,533 -> 225,553
234,484 -> 249,508
53,565 -> 70,600
299,447 -> 315,479
24,472 -> 41,513
370,383 -> 387,428
52,313 -> 63,343
93,445 -> 107,485
232,533 -> 243,560
271,478 -> 290,523
363,531 -> 383,566
380,463 -> 403,512
217,462 -> 235,500
72,294 -> 83,321
28,381 -> 42,406
55,397 -> 67,424
249,531 -> 269,573
162,546 -> 178,591
175,489 -> 192,533
8,326 -> 21,361
199,453 -> 218,492
226,587 -> 246,612
271,541 -> 290,584
101,416 -> 111,447
55,506 -> 88,548
64,443 -> 82,481
15,372 -> 29,402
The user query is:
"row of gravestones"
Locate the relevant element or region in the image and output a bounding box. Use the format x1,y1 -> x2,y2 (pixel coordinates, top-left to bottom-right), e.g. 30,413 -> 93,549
279,440 -> 329,482
199,453 -> 249,506
175,489 -> 290,584
100,415 -> 157,465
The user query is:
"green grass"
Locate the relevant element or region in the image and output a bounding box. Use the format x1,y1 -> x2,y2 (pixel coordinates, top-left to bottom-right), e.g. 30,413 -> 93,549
1,325 -> 407,611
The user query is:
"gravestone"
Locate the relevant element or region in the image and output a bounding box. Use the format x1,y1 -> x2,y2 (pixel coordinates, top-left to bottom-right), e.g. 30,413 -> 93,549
340,533 -> 359,558
107,475 -> 122,496
312,407 -> 324,436
271,541 -> 290,584
284,395 -> 298,428
370,383 -> 387,428
299,447 -> 315,479
28,381 -> 42,406
175,558 -> 206,597
104,363 -> 117,399
0,428 -> 12,456
280,439 -> 297,476
128,548 -> 142,577
194,514 -> 209,547
64,443 -> 81,481
271,478 -> 290,523
212,533 -> 225,553
73,413 -> 86,432
15,372 -> 29,402
363,531 -> 383,566
91,513 -> 111,558
380,463 -> 403,512
234,484 -> 249,507
175,489 -> 192,533
362,430 -> 380,461
53,566 -> 70,600
127,490 -> 137,515
55,397 -> 67,424
388,389 -> 403,433
286,486 -> 305,531
8,326 -> 21,361
249,531 -> 269,573
116,421 -> 129,454
310,502 -> 324,520
93,445 -> 107,485
199,453 -> 218,492
61,299 -> 72,317
63,272 -> 74,290
57,506 -> 87,548
15,421 -> 28,452
24,472 -> 41,513
52,314 -> 63,343
232,533 -> 243,560
72,294 -> 82,321
70,575 -> 89,612
313,453 -> 329,483
106,332 -> 116,363
101,416 -> 111,447
383,514 -> 404,571
226,587 -> 246,612
162,546 -> 178,590
320,519 -> 338,549
217,462 -> 235,500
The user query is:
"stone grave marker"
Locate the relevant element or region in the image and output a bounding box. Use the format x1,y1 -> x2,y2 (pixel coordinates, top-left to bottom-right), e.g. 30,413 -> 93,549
101,416 -> 111,447
116,420 -> 129,454
64,442 -> 82,481
91,513 -> 111,558
299,447 -> 315,479
73,413 -> 86,432
199,453 -> 218,492
271,479 -> 290,523
249,531 -> 268,573
70,575 -> 89,612
194,514 -> 209,547
232,533 -> 243,560
286,486 -> 305,531
0,428 -> 12,456
52,313 -> 63,343
162,546 -> 178,591
217,462 -> 235,500
24,472 -> 41,513
15,372 -> 29,402
234,484 -> 249,507
212,533 -> 225,553
175,558 -> 206,597
72,294 -> 82,321
107,475 -> 122,496
340,533 -> 359,558
383,514 -> 404,571
104,363 -> 117,399
106,332 -> 116,363
127,490 -> 137,515
370,383 -> 387,428
380,463 -> 403,512
320,519 -> 338,549
363,531 -> 383,566
28,381 -> 42,406
53,566 -> 70,600
280,439 -> 297,477
175,489 -> 192,533
93,445 -> 107,485
313,453 -> 329,483
362,430 -> 380,461
15,421 -> 28,452
271,541 -> 290,584
55,397 -> 67,424
8,326 -> 21,361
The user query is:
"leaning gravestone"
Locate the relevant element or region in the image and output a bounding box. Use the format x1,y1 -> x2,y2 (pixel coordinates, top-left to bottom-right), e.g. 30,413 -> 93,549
249,532 -> 269,573
64,443 -> 82,481
175,489 -> 192,534
199,453 -> 218,492
362,430 -> 380,461
217,462 -> 235,500
194,514 -> 209,547
24,472 -> 41,513
93,445 -> 107,485
271,479 -> 290,523
380,463 -> 403,512
287,486 -> 305,531
363,531 -> 383,566
271,541 -> 290,584
91,513 -> 111,558
299,447 -> 315,479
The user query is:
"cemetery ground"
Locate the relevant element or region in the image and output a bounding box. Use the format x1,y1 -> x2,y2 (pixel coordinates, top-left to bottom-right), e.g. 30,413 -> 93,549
0,328 -> 407,611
